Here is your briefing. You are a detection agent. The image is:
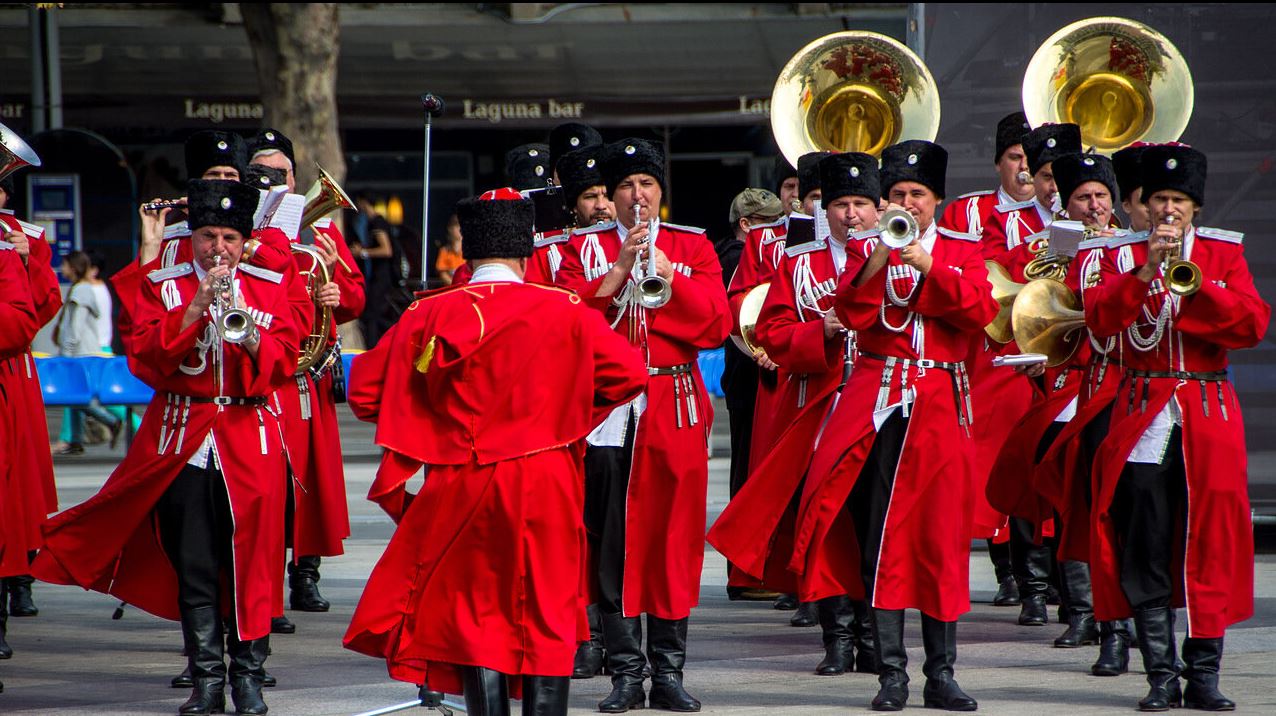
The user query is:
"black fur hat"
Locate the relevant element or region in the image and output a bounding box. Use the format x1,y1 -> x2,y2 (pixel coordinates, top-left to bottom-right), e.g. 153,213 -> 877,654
1112,143 -> 1151,202
600,138 -> 665,197
772,155 -> 798,195
244,164 -> 287,191
549,123 -> 602,170
1140,144 -> 1207,206
185,131 -> 247,180
556,145 -> 605,207
819,152 -> 880,205
1023,124 -> 1081,176
457,188 -> 535,260
797,151 -> 833,201
881,140 -> 948,199
1053,153 -> 1119,207
505,144 -> 551,191
995,111 -> 1031,164
187,179 -> 259,238
248,128 -> 295,168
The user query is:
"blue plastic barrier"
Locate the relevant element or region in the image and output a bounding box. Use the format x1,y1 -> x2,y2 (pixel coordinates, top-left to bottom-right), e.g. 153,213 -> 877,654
97,356 -> 155,406
697,347 -> 726,399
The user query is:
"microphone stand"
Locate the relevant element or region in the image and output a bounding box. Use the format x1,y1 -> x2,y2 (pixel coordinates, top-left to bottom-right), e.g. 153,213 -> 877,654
352,685 -> 467,716
419,93 -> 445,291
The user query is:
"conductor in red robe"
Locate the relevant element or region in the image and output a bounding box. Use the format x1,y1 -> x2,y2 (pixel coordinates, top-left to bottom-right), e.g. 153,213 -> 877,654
1085,144 -> 1269,712
342,189 -> 646,716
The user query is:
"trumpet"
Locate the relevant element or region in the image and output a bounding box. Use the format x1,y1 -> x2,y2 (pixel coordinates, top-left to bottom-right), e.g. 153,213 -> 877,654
634,203 -> 671,309
1160,215 -> 1201,296
877,208 -> 918,249
141,198 -> 187,212
213,256 -> 258,345
1016,170 -> 1033,186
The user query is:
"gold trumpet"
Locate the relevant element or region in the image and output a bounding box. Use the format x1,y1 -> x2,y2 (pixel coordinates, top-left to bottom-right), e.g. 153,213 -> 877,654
1160,215 -> 1201,296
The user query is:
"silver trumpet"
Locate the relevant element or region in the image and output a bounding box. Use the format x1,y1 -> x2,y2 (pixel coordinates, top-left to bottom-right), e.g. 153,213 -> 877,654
213,256 -> 258,344
878,208 -> 919,249
1016,170 -> 1033,186
634,203 -> 671,309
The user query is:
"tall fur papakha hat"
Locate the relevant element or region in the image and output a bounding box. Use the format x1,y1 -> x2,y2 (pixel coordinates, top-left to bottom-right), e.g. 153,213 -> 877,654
185,130 -> 247,180
797,151 -> 833,201
881,140 -> 948,199
600,138 -> 666,197
1023,123 -> 1081,176
819,152 -> 881,205
457,188 -> 535,260
186,179 -> 260,238
504,144 -> 551,191
1052,153 -> 1120,207
549,122 -> 603,170
772,155 -> 798,195
244,164 -> 287,190
556,145 -> 605,207
1140,143 -> 1207,206
1112,142 -> 1153,202
248,128 -> 295,167
995,111 -> 1031,164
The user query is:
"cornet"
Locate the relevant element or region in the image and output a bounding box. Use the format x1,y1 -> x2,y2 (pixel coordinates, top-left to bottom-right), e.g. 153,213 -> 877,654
213,256 -> 258,345
634,203 -> 671,309
877,208 -> 919,249
1160,215 -> 1201,296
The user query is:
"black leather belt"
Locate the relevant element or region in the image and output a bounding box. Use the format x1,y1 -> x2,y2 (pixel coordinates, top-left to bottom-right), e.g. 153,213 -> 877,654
858,350 -> 962,372
1126,369 -> 1227,382
179,395 -> 269,406
648,362 -> 693,377
1123,369 -> 1231,420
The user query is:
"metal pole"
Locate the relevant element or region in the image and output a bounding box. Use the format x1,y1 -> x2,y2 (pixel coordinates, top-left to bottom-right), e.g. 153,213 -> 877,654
907,3 -> 926,61
29,5 -> 46,133
419,94 -> 444,290
44,5 -> 63,129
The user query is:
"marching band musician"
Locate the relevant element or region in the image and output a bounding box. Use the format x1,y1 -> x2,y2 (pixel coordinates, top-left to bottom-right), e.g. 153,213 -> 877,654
0,174 -> 60,628
556,137 -> 731,713
790,140 -> 995,712
342,189 -> 647,716
1085,144 -> 1269,712
1112,143 -> 1154,233
548,122 -> 604,185
709,152 -> 882,678
34,179 -> 310,716
939,112 -> 1036,607
774,156 -> 800,215
248,128 -> 366,627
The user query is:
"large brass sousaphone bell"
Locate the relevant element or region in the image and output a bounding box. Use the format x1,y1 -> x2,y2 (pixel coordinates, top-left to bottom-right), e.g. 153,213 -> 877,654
0,120 -> 42,182
1012,278 -> 1087,367
771,31 -> 940,164
1022,17 -> 1193,153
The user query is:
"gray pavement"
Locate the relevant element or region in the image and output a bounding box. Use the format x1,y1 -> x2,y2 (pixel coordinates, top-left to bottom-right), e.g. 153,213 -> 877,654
5,406 -> 1276,714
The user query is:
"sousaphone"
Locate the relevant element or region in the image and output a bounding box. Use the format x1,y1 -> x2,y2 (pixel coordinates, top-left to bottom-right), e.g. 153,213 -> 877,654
0,121 -> 42,182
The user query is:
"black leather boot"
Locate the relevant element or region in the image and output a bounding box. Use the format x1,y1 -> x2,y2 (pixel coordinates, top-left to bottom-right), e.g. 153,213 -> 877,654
173,665 -> 195,689
850,599 -> 878,673
598,613 -> 646,713
1133,607 -> 1181,711
920,615 -> 977,711
269,616 -> 294,635
227,632 -> 269,715
6,576 -> 36,617
870,609 -> 908,711
461,666 -> 510,716
773,593 -> 798,610
1181,637 -> 1235,711
990,540 -> 1020,606
790,601 -> 817,627
287,556 -> 329,612
1092,620 -> 1132,676
993,576 -> 1020,607
646,616 -> 699,712
179,606 -> 226,715
815,595 -> 855,675
522,675 -> 569,716
0,582 -> 11,659
1054,560 -> 1099,647
1011,519 -> 1051,626
573,604 -> 606,679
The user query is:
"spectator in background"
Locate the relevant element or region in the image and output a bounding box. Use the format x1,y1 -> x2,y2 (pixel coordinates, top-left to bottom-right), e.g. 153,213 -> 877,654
435,213 -> 464,285
351,195 -> 396,347
50,251 -> 121,456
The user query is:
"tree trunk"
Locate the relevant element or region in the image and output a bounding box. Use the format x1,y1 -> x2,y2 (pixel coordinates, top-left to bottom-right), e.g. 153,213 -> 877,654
241,3 -> 343,192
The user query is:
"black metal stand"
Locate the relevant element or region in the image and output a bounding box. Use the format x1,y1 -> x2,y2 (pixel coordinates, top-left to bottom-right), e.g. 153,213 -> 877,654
353,685 -> 466,716
419,93 -> 445,291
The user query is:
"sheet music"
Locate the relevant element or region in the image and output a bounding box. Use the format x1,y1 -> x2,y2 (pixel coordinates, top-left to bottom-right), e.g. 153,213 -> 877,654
255,189 -> 305,240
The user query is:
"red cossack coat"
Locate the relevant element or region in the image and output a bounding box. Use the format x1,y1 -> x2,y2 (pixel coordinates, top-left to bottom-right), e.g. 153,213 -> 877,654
0,243 -> 41,577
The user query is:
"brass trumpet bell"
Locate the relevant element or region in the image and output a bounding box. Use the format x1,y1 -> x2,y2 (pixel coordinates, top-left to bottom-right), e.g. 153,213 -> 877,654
735,282 -> 771,356
771,31 -> 940,165
1023,17 -> 1193,153
1011,278 -> 1087,367
302,164 -> 356,229
878,208 -> 918,249
0,120 -> 42,182
984,261 -> 1022,344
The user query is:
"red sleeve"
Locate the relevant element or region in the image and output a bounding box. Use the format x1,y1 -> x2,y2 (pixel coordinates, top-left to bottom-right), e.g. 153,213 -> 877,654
582,304 -> 648,426
0,250 -> 38,357
368,449 -> 424,523
315,223 -> 367,324
451,261 -> 473,286
1175,246 -> 1270,349
981,211 -> 1013,265
755,263 -> 839,374
226,278 -> 303,394
647,234 -> 731,349
26,235 -> 62,326
110,261 -> 144,358
912,244 -> 999,331
132,278 -> 212,376
555,239 -> 614,314
834,249 -> 889,333
727,231 -> 772,333
1085,248 -> 1149,340
246,227 -> 293,274
347,319 -> 399,422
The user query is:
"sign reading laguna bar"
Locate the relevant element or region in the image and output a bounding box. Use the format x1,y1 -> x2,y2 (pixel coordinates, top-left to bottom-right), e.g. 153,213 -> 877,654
455,97 -> 772,125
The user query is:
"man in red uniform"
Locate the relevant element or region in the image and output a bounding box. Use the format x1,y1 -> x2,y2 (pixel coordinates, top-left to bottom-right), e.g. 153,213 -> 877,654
0,228 -> 41,668
557,138 -> 731,713
791,140 -> 996,712
710,152 -> 882,677
528,142 -> 611,288
248,127 -> 364,625
342,189 -> 646,716
774,156 -> 799,214
0,172 -> 61,626
549,122 -> 603,185
1086,145 -> 1268,712
939,112 -> 1035,607
35,179 -> 307,716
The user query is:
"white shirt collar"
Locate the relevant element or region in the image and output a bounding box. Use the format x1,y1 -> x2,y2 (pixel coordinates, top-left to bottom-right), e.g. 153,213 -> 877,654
1034,197 -> 1053,227
469,262 -> 524,284
826,234 -> 847,274
919,221 -> 938,254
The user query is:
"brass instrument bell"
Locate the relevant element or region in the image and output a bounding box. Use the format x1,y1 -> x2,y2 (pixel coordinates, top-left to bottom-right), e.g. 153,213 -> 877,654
301,164 -> 357,229
877,208 -> 918,249
771,31 -> 940,166
735,282 -> 771,356
0,120 -> 41,182
291,244 -> 335,372
984,261 -> 1022,344
1011,276 -> 1087,367
1161,216 -> 1201,296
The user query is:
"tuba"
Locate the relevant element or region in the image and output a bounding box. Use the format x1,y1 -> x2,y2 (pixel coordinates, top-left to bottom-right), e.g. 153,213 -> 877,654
301,164 -> 356,229
0,121 -> 42,182
291,244 -> 333,373
771,31 -> 940,165
1022,17 -> 1193,154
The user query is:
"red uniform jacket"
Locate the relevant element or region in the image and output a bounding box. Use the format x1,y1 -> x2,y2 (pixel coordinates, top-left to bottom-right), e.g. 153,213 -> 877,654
341,280 -> 646,695
525,230 -> 570,285
557,220 -> 731,619
34,258 -> 307,641
790,221 -> 997,619
708,236 -> 848,592
0,243 -> 41,577
1084,226 -> 1268,638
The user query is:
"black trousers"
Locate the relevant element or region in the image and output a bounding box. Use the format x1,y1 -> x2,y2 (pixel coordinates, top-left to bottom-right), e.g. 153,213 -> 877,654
1079,404 -> 1114,508
848,411 -> 909,599
583,413 -> 637,615
1109,426 -> 1187,610
157,456 -> 236,613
